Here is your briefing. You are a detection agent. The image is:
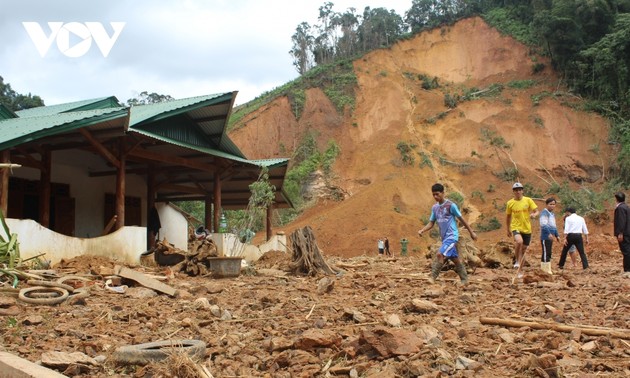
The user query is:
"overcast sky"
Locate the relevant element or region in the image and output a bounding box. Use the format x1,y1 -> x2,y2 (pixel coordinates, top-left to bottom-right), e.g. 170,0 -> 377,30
1,0 -> 412,106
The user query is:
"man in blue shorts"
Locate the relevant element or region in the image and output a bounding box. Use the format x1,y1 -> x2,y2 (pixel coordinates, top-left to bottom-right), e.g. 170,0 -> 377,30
418,183 -> 478,284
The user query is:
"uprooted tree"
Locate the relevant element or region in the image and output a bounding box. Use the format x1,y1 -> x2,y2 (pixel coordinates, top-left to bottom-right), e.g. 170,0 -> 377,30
289,226 -> 339,276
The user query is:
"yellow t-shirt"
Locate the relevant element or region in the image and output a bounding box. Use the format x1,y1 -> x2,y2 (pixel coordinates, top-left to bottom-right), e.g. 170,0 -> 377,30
506,197 -> 538,234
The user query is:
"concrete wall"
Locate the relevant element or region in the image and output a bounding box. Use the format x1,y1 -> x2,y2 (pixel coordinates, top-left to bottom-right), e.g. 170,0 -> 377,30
212,232 -> 287,262
6,218 -> 146,266
11,150 -> 148,238
156,203 -> 188,250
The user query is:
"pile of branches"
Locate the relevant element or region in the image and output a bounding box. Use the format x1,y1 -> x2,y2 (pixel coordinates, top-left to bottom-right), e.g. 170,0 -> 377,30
152,238 -> 218,276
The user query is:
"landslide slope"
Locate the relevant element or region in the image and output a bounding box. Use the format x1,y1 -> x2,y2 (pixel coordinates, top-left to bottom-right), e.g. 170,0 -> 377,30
229,17 -> 614,257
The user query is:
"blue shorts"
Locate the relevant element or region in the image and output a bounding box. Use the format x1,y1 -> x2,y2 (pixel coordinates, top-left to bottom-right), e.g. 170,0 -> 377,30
439,239 -> 458,258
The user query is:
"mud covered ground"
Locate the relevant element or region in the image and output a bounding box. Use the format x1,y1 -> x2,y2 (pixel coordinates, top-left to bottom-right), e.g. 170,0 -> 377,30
1,246 -> 630,377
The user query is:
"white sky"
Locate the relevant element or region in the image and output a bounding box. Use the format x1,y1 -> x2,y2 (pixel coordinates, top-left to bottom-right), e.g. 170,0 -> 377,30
1,0 -> 412,106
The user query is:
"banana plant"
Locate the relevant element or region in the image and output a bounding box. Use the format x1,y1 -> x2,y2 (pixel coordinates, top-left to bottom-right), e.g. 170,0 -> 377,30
0,209 -> 19,268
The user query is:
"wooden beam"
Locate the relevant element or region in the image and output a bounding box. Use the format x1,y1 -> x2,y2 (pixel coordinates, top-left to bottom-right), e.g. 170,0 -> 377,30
205,193 -> 212,231
266,205 -> 272,241
0,150 -> 9,215
213,171 -> 221,232
479,317 -> 630,339
89,167 -> 147,177
14,148 -> 44,170
79,128 -> 120,169
158,183 -> 205,195
128,147 -> 218,173
39,149 -> 51,228
115,137 -> 126,230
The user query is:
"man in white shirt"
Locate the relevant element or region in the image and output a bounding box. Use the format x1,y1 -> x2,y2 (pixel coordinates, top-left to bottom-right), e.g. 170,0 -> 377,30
558,207 -> 590,270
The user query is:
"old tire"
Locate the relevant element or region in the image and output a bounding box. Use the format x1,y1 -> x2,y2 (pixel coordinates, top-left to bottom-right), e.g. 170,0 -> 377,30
27,279 -> 74,293
112,339 -> 206,365
18,286 -> 69,305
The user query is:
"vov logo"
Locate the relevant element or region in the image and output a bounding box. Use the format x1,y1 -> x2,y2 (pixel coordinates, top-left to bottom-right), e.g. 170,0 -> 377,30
23,22 -> 126,58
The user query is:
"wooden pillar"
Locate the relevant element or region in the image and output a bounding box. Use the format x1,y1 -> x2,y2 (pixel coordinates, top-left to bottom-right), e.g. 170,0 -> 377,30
204,193 -> 212,232
266,205 -> 273,241
0,150 -> 9,215
115,138 -> 126,230
147,165 -> 156,211
213,172 -> 221,232
146,164 -> 156,249
39,149 -> 51,228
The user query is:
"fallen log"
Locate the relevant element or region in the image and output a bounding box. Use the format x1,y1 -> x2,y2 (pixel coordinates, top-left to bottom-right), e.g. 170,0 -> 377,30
480,317 -> 630,339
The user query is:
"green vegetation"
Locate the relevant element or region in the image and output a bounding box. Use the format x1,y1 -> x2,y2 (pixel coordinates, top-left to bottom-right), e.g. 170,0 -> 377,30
471,190 -> 485,202
507,80 -> 536,89
476,215 -> 502,232
448,191 -> 464,209
0,210 -> 20,268
419,74 -> 440,90
228,59 -> 358,129
419,151 -> 433,168
547,181 -> 617,221
282,135 -> 341,210
0,75 -> 44,111
396,141 -> 416,166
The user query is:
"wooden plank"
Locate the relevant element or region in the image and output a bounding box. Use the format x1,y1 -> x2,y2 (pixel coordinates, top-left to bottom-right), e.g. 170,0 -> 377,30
0,351 -> 68,378
114,265 -> 177,296
479,317 -> 630,339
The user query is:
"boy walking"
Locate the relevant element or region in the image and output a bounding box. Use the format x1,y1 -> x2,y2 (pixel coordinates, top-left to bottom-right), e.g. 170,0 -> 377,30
506,182 -> 539,269
418,183 -> 477,284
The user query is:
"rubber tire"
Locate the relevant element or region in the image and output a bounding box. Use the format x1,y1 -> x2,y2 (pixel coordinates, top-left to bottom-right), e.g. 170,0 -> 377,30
27,279 -> 74,293
112,339 -> 206,365
18,286 -> 69,305
66,287 -> 90,304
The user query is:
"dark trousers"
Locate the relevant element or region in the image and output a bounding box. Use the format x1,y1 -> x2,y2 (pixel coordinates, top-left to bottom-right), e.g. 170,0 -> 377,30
541,239 -> 553,262
559,233 -> 589,269
619,238 -> 630,272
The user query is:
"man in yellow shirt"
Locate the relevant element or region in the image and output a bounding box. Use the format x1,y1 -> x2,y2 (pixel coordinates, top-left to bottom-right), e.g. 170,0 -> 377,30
506,182 -> 539,269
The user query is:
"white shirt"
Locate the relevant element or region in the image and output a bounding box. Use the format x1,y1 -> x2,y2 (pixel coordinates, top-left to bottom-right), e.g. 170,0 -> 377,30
564,213 -> 588,234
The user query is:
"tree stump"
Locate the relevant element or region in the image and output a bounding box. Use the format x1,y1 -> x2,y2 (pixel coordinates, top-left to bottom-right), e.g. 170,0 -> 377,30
289,226 -> 339,276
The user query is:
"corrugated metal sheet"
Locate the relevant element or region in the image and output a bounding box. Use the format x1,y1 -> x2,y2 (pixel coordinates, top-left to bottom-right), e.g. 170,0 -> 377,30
15,96 -> 121,118
250,158 -> 290,169
0,104 -> 17,120
128,92 -> 233,126
130,128 -> 256,165
0,107 -> 127,150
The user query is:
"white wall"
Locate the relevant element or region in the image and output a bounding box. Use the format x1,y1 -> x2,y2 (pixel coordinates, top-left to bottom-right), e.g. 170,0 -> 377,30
5,219 -> 146,266
156,203 -> 188,250
10,149 -> 148,238
212,232 -> 287,262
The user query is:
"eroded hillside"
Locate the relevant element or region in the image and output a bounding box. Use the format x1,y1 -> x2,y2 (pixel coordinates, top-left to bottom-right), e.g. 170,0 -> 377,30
229,17 -> 614,257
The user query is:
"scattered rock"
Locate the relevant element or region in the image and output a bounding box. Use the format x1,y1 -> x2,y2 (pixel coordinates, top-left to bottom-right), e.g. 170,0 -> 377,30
405,299 -> 439,313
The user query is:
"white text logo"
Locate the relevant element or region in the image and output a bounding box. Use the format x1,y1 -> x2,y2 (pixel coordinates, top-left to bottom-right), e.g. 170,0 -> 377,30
23,22 -> 126,58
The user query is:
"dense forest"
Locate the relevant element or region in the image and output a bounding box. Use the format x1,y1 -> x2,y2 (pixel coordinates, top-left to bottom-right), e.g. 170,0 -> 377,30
288,0 -> 630,184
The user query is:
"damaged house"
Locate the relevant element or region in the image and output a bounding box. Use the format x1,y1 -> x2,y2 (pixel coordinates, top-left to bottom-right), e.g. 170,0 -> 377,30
0,93 -> 290,265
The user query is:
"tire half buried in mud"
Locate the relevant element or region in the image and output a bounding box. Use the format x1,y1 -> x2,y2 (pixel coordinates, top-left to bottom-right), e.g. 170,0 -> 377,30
111,339 -> 206,365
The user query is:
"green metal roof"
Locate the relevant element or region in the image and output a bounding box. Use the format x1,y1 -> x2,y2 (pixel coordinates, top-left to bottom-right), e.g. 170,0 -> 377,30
128,93 -> 233,125
15,96 -> 121,118
129,92 -> 245,158
131,128 -> 255,165
0,103 -> 17,120
0,107 -> 127,150
251,158 -> 291,169
0,94 -> 292,208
